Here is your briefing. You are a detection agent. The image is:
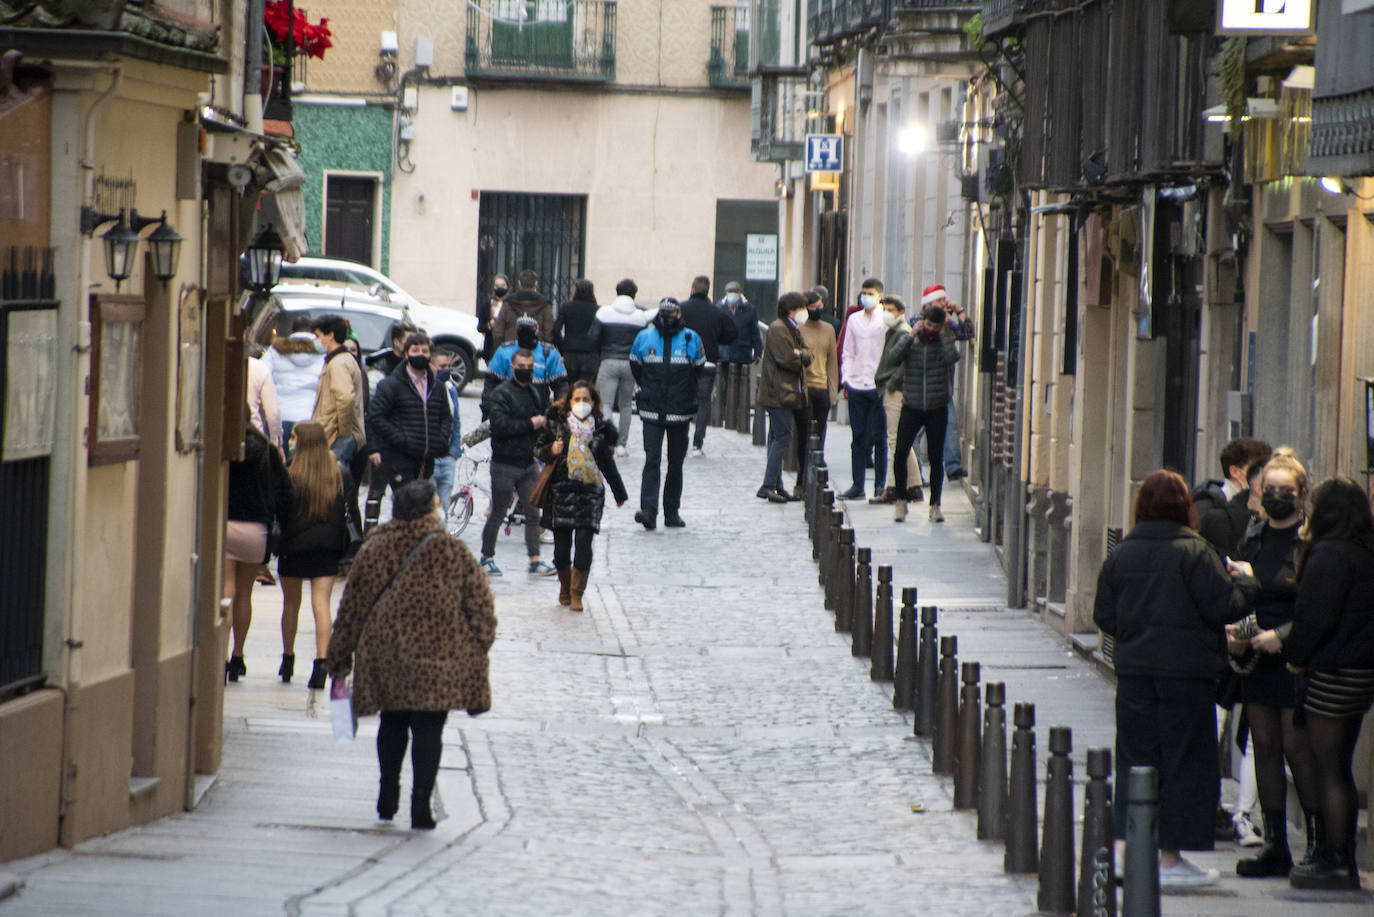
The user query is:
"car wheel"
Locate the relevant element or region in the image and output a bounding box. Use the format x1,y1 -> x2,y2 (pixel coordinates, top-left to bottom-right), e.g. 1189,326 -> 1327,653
445,344 -> 477,394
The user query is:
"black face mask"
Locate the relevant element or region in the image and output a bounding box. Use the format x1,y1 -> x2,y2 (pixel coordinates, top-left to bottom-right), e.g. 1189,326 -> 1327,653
1262,493 -> 1298,520
493,287 -> 508,299
517,330 -> 538,349
512,367 -> 534,385
659,314 -> 682,333
807,309 -> 822,322
407,354 -> 429,371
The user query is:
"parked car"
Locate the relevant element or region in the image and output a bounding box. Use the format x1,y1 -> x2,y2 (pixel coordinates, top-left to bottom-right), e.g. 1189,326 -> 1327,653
247,286 -> 482,393
243,256 -> 484,391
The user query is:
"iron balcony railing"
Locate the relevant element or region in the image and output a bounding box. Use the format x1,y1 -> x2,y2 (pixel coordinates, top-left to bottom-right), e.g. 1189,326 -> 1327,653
709,5 -> 750,89
810,0 -> 892,45
465,0 -> 616,82
980,0 -> 1030,38
752,67 -> 809,163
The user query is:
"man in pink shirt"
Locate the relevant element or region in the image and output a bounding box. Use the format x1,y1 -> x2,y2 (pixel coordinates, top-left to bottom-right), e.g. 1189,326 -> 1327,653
839,277 -> 888,500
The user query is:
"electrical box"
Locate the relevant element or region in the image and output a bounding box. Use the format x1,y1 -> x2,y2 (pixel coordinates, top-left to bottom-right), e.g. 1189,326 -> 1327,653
380,30 -> 398,53
450,86 -> 469,111
402,86 -> 418,110
415,37 -> 434,69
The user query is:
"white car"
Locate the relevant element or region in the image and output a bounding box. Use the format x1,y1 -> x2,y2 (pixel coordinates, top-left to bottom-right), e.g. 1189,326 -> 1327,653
255,257 -> 484,390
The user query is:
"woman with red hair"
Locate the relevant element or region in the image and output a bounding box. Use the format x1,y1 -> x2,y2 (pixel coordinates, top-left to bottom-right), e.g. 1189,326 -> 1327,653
1094,470 -> 1256,888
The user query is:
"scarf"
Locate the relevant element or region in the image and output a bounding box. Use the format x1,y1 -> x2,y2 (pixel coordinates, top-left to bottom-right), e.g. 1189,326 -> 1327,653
565,414 -> 600,485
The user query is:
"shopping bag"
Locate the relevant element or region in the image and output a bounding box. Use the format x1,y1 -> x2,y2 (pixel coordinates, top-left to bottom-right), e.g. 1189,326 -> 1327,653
330,677 -> 356,744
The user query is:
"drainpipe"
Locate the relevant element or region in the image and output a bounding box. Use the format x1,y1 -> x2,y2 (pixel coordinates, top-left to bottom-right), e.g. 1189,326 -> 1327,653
244,0 -> 265,132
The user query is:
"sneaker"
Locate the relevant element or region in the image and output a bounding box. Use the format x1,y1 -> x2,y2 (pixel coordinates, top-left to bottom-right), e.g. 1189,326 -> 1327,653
527,560 -> 557,577
540,529 -> 555,545
1233,812 -> 1264,848
1158,858 -> 1220,889
929,505 -> 945,523
615,445 -> 628,457
480,558 -> 502,577
839,486 -> 865,500
691,446 -> 705,458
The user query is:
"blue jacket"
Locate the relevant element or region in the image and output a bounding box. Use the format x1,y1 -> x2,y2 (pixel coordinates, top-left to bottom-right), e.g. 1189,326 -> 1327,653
444,379 -> 463,459
717,299 -> 763,364
629,316 -> 705,424
480,340 -> 568,413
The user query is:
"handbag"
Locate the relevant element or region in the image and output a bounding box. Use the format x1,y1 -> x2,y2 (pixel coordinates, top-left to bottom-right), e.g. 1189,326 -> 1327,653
1227,613 -> 1262,675
529,459 -> 558,510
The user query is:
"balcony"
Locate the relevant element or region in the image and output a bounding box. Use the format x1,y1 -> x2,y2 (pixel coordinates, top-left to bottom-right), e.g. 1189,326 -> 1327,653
709,5 -> 750,89
751,67 -> 809,163
979,0 -> 1030,38
465,0 -> 616,83
810,0 -> 891,46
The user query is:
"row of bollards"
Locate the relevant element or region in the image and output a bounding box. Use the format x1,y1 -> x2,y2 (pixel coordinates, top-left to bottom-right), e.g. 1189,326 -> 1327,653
803,466 -> 1162,917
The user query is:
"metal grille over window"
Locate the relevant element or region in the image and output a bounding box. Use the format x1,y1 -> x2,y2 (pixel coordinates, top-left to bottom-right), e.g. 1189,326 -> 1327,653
476,192 -> 587,310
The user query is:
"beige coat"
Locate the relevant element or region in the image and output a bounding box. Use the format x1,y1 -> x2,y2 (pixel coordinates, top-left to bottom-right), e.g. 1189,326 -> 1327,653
326,516 -> 497,716
797,319 -> 838,404
311,349 -> 366,448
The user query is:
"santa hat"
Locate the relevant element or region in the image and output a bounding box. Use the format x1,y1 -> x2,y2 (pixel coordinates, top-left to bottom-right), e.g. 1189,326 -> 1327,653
920,284 -> 947,306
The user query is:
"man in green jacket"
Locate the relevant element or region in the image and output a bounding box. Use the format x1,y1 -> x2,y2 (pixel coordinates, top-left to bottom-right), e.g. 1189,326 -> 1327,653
889,305 -> 960,523
872,295 -> 925,505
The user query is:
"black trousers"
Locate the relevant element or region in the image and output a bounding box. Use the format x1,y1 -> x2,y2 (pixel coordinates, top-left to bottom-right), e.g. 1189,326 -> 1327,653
564,352 -> 600,387
1112,674 -> 1219,850
553,527 -> 595,572
893,406 -> 947,505
641,420 -> 689,517
692,365 -> 718,448
377,709 -> 448,805
806,388 -> 830,455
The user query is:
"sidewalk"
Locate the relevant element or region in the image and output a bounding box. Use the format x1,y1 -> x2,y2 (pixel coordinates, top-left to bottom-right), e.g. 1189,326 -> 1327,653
818,423 -> 1372,916
0,398 -> 1368,916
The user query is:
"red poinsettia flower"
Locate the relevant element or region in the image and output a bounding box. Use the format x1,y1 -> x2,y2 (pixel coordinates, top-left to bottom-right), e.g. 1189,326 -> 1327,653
264,1 -> 333,61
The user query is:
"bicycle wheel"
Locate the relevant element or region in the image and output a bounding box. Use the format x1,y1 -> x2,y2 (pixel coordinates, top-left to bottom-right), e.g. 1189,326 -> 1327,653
446,491 -> 474,537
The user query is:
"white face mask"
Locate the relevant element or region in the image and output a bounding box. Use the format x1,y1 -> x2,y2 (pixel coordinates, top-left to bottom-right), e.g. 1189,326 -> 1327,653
726,293 -> 741,305
860,294 -> 878,311
571,401 -> 593,420
880,310 -> 898,328
791,310 -> 809,325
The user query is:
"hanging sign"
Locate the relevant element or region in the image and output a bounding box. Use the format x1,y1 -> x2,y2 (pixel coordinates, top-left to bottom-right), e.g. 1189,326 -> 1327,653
1217,0 -> 1314,35
805,134 -> 843,173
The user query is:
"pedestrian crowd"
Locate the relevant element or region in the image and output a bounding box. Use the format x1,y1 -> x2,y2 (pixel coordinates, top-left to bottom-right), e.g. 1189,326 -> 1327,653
1095,437 -> 1374,892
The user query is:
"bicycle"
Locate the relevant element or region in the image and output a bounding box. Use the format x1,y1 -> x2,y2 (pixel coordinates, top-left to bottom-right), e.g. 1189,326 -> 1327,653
444,442 -> 526,538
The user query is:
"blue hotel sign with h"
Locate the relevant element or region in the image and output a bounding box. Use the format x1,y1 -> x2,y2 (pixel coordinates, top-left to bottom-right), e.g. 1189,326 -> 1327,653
805,134 -> 843,173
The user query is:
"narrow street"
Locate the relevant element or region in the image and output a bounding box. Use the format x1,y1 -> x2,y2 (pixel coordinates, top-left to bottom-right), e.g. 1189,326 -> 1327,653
0,395 -> 1369,915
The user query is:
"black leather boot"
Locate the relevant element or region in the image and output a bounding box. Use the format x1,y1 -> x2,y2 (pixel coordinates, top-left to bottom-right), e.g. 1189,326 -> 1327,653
1296,812 -> 1321,868
306,658 -> 327,690
1290,838 -> 1361,890
411,792 -> 437,830
278,654 -> 295,683
377,779 -> 400,821
1236,810 -> 1292,877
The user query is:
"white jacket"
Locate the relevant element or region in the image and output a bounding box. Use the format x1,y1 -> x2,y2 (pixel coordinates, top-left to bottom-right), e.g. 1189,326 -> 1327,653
265,332 -> 325,422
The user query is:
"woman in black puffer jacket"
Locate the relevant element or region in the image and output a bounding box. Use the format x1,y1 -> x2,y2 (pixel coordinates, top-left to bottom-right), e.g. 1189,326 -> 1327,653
534,380 -> 628,611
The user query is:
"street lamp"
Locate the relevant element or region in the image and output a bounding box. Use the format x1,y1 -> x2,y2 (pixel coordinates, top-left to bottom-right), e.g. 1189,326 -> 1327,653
244,225 -> 284,294
82,206 -> 184,290
99,212 -> 140,291
898,126 -> 929,156
143,211 -> 183,285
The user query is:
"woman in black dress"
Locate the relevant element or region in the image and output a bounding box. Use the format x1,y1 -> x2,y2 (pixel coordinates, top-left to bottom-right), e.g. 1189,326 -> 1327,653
278,421 -> 360,688
533,380 -> 627,611
1224,454 -> 1320,877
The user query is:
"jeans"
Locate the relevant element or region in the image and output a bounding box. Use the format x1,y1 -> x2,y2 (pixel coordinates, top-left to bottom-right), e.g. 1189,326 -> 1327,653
481,461 -> 541,559
431,456 -> 455,517
762,406 -> 805,492
845,386 -> 886,494
597,358 -> 637,444
564,352 -> 600,388
944,400 -> 963,474
806,388 -> 830,455
692,364 -> 717,448
377,710 -> 447,813
640,420 -> 689,517
883,389 -> 922,491
894,405 -> 947,505
552,527 -> 595,572
1113,675 -> 1219,850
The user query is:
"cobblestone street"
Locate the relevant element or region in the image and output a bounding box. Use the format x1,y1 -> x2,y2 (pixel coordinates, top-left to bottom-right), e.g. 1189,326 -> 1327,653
1,396 -> 1369,915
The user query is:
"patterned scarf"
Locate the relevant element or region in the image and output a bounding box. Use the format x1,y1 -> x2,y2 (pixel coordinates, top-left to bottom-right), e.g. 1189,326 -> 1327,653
565,414 -> 600,485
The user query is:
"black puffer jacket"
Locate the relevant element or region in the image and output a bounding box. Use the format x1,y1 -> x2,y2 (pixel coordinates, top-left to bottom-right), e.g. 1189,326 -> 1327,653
1285,537 -> 1374,670
487,378 -> 548,467
1195,483 -> 1252,556
1093,520 -> 1256,679
366,363 -> 452,464
533,409 -> 628,531
893,328 -> 960,411
279,470 -> 360,557
228,427 -> 293,527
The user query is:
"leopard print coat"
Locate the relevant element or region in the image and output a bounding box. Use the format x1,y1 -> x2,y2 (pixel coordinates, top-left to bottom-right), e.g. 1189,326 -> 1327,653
326,515 -> 496,716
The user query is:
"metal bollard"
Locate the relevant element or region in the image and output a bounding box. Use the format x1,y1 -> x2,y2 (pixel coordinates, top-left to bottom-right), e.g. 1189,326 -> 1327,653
710,365 -> 724,427
914,606 -> 939,737
1079,748 -> 1116,917
870,564 -> 893,680
722,364 -> 736,430
1122,767 -> 1161,917
1038,726 -> 1075,916
806,460 -> 825,527
931,636 -> 959,775
819,506 -> 837,594
736,364 -> 750,434
1004,702 -> 1039,874
813,488 -> 833,561
851,547 -> 872,657
751,368 -> 767,447
835,528 -> 854,632
977,682 -> 1008,840
953,661 -> 982,810
824,510 -> 843,605
892,591 -> 917,712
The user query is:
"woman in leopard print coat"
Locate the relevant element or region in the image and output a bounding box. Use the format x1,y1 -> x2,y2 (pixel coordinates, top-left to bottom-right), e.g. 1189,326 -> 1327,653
326,479 -> 496,828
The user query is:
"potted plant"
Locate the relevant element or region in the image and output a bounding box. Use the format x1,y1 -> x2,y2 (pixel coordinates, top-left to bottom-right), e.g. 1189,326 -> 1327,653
261,1 -> 333,98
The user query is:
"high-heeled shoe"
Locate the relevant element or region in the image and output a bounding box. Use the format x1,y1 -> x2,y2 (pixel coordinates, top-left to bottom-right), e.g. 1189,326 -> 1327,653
306,658 -> 327,690
226,656 -> 246,682
278,654 -> 295,683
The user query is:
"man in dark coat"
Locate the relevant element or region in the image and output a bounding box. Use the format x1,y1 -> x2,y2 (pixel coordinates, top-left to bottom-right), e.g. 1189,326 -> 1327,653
1195,437 -> 1272,556
679,274 -> 738,456
490,268 -> 555,344
479,348 -> 556,578
629,298 -> 705,530
365,333 -> 452,506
